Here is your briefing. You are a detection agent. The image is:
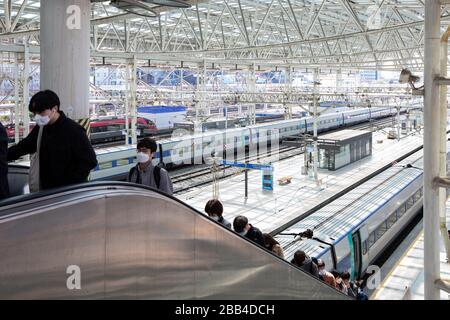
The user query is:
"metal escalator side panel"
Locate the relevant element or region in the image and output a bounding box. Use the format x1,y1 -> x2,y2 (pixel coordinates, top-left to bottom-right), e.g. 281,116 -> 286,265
6,165 -> 29,198
0,189 -> 348,299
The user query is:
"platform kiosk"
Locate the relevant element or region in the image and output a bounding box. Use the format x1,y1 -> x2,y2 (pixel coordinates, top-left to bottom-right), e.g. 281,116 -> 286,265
316,129 -> 373,171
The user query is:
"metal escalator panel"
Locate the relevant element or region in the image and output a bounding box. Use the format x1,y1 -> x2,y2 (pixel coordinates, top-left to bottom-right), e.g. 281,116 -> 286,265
0,184 -> 347,299
7,165 -> 29,198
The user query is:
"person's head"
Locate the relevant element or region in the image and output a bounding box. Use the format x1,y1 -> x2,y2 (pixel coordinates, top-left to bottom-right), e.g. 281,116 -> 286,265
262,233 -> 279,249
136,138 -> 157,164
205,199 -> 223,221
293,250 -> 306,266
29,90 -> 61,126
317,259 -> 326,271
331,270 -> 343,284
233,215 -> 250,235
341,271 -> 351,284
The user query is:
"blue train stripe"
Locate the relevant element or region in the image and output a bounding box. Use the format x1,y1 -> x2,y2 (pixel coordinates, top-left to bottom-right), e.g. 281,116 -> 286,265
138,106 -> 187,114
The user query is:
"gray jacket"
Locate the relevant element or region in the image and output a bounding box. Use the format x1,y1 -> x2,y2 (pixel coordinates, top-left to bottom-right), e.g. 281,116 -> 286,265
128,163 -> 173,196
299,257 -> 319,278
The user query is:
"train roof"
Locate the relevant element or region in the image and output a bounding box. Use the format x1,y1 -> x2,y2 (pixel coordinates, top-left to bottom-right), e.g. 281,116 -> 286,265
275,151 -> 425,262
138,106 -> 187,114
158,107 -> 384,145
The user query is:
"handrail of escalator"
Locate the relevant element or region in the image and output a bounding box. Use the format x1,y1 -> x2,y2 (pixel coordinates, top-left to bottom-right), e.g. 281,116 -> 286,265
0,180 -> 164,208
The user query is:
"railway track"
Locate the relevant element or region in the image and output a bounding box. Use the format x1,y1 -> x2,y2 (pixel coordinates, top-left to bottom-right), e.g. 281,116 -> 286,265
171,116 -> 404,194
173,146 -> 302,194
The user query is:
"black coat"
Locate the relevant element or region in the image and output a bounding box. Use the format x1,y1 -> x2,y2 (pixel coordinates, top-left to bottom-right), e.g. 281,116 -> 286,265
0,122 -> 9,199
246,224 -> 265,247
7,111 -> 98,190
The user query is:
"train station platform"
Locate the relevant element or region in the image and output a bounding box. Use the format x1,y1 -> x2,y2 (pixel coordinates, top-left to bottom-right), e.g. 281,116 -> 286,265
178,129 -> 426,234
372,203 -> 450,300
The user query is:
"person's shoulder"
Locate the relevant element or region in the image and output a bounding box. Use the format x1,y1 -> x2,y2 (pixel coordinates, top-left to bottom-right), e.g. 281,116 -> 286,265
66,117 -> 85,131
159,167 -> 171,177
0,123 -> 6,136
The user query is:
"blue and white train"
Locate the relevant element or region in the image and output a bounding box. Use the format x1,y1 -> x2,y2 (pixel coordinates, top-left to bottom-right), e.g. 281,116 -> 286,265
275,149 -> 433,281
150,107 -> 397,168
138,105 -> 187,131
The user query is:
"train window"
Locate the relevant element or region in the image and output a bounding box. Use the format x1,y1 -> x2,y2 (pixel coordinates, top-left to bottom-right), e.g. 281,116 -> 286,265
368,232 -> 376,249
414,190 -> 421,202
398,203 -> 407,217
406,197 -> 414,209
388,212 -> 397,228
377,221 -> 389,240
362,240 -> 368,255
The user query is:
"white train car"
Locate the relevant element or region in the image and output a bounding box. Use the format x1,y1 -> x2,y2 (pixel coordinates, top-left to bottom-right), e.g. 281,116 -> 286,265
275,151 -> 430,281
154,107 -> 397,167
137,105 -> 187,131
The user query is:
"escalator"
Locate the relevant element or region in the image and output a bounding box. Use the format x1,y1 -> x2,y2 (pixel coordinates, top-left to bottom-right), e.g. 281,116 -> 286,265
0,168 -> 347,300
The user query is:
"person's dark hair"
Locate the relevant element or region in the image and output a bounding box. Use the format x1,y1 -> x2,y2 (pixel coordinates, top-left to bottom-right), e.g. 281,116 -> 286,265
205,199 -> 223,217
233,215 -> 248,233
316,259 -> 325,268
263,233 -> 279,249
341,271 -> 351,281
137,137 -> 157,153
293,250 -> 306,266
331,270 -> 341,279
29,90 -> 60,113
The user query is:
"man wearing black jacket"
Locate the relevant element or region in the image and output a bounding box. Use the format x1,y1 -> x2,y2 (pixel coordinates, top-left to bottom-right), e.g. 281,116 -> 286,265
233,215 -> 265,247
7,90 -> 98,192
0,122 -> 9,199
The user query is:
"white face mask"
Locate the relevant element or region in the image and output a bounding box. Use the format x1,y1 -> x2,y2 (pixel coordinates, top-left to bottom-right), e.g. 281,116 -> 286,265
211,215 -> 220,221
136,152 -> 150,164
34,114 -> 50,126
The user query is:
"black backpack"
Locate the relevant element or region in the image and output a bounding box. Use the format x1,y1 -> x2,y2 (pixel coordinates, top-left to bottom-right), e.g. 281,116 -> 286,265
128,165 -> 161,189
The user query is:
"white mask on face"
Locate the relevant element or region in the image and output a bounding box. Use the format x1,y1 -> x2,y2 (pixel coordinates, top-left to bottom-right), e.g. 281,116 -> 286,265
136,152 -> 150,164
34,114 -> 50,126
211,215 -> 220,221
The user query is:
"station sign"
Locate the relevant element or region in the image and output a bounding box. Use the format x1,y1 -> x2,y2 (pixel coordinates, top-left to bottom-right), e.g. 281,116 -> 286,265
221,160 -> 273,171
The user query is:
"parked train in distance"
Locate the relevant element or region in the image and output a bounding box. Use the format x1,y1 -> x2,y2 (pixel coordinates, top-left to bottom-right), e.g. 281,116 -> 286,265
150,107 -> 398,169
137,105 -> 188,132
6,116 -> 157,145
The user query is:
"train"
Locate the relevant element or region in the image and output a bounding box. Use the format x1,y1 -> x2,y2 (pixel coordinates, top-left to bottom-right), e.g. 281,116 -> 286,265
137,105 -> 188,132
275,149 -> 434,282
5,117 -> 158,145
150,107 -> 398,169
89,116 -> 158,144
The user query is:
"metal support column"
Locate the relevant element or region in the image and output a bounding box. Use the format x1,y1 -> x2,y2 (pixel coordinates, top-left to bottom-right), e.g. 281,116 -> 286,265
423,0 -> 441,300
40,0 -> 91,129
248,63 -> 256,125
312,69 -> 320,185
22,39 -> 29,138
13,52 -> 19,144
336,68 -> 342,93
439,26 -> 450,262
194,61 -> 206,133
128,57 -> 137,145
285,65 -> 293,120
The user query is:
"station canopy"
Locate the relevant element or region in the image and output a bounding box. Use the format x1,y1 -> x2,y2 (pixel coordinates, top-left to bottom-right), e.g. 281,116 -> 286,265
0,1 -> 439,71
